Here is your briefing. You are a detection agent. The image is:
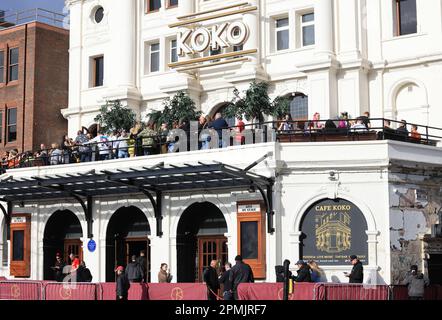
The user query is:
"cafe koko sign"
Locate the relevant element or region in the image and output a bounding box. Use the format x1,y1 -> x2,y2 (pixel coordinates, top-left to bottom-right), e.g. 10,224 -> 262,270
300,199 -> 368,265
168,2 -> 257,72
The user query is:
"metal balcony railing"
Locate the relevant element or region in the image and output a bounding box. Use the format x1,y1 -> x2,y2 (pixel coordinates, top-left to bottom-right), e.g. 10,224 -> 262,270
0,8 -> 69,30
1,118 -> 441,173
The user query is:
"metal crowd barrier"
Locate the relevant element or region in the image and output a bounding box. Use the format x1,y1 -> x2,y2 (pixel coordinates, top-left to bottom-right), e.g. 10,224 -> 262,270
0,280 -> 441,300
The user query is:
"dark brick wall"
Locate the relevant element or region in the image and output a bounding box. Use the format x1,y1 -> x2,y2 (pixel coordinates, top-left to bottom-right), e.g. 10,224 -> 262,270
33,23 -> 69,150
0,24 -> 28,152
0,22 -> 68,154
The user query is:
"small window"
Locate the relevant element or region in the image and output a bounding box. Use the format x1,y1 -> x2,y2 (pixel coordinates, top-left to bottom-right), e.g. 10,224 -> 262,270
94,7 -> 104,24
167,0 -> 178,8
394,0 -> 417,36
150,43 -> 160,72
93,56 -> 104,87
241,221 -> 258,259
170,39 -> 178,63
7,108 -> 17,142
9,48 -> 19,81
147,0 -> 162,12
0,51 -> 4,83
276,18 -> 289,51
12,230 -> 24,261
301,13 -> 315,46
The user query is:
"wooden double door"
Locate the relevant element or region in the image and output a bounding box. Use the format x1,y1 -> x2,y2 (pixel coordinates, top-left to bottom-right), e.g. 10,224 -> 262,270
64,239 -> 83,264
197,236 -> 228,282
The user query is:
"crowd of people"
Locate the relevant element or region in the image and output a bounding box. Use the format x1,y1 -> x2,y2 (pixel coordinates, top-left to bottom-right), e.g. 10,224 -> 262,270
0,111 -> 429,172
203,255 -> 255,301
0,112 -> 247,170
52,251 -> 428,300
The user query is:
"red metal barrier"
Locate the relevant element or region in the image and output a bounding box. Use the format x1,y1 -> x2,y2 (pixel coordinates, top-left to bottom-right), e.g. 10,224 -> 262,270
0,281 -> 43,300
147,283 -> 208,300
390,285 -> 442,300
322,284 -> 389,300
98,282 -> 149,300
424,285 -> 439,300
390,285 -> 408,300
44,283 -> 97,300
237,283 -> 323,300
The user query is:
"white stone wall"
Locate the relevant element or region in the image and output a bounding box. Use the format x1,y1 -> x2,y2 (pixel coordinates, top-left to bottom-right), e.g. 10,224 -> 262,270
62,0 -> 442,139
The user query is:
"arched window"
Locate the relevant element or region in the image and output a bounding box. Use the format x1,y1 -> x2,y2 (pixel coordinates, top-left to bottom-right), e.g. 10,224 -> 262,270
289,93 -> 308,121
394,83 -> 426,126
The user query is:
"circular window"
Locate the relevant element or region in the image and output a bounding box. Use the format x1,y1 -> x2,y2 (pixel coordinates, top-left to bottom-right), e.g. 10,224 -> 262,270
94,7 -> 104,23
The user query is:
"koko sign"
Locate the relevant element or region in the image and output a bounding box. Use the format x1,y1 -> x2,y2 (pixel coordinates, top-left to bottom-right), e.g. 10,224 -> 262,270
300,199 -> 368,265
168,3 -> 257,71
178,22 -> 249,56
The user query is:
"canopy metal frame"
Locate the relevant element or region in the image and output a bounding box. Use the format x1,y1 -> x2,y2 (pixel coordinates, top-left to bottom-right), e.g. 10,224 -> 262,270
0,158 -> 275,238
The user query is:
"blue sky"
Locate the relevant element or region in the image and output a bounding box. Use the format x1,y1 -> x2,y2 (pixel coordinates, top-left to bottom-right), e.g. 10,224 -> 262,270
1,0 -> 67,14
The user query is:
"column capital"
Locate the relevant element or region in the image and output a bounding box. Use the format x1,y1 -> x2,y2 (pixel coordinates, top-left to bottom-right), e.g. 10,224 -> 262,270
366,230 -> 380,237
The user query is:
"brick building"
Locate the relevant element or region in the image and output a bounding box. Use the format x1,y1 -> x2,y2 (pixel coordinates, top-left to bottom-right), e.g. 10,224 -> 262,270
0,21 -> 69,154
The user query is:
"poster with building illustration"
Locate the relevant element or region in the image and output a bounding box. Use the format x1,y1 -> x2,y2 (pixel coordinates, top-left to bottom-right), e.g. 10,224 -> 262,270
300,199 -> 368,265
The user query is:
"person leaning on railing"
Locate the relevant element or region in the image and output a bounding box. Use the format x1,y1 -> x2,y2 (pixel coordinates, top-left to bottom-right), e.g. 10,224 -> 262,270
128,123 -> 142,157
75,130 -> 91,162
278,114 -> 294,132
350,117 -> 368,132
50,143 -> 63,165
117,130 -> 130,159
139,123 -> 158,156
158,123 -> 169,154
34,144 -> 49,166
410,124 -> 422,142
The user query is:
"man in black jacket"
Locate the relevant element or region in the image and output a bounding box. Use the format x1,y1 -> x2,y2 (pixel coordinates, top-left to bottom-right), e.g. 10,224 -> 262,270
229,255 -> 254,300
346,255 -> 364,283
52,253 -> 66,282
126,255 -> 143,283
218,262 -> 233,300
203,260 -> 220,301
209,113 -> 229,148
77,261 -> 93,282
137,250 -> 147,283
115,266 -> 130,301
293,260 -> 312,282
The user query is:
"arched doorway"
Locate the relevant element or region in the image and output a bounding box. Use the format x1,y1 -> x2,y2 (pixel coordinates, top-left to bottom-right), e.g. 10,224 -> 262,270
105,206 -> 151,282
177,202 -> 228,283
299,198 -> 368,265
43,210 -> 83,280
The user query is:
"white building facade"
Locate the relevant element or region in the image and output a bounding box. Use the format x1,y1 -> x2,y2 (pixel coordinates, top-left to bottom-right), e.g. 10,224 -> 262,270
62,0 -> 442,136
1,0 -> 442,286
